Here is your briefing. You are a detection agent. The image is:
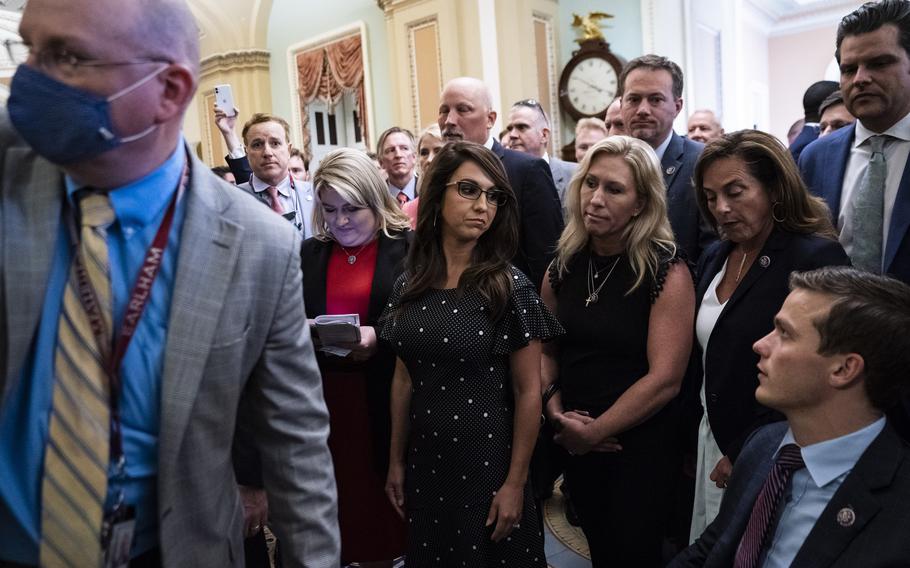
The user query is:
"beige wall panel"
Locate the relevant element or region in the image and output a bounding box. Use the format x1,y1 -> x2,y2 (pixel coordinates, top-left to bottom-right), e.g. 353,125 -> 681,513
411,22 -> 443,130
385,0 -> 462,131
185,51 -> 272,166
493,0 -> 558,115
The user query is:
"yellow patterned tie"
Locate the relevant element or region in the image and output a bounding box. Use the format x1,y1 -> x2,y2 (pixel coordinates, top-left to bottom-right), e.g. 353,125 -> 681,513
40,192 -> 115,567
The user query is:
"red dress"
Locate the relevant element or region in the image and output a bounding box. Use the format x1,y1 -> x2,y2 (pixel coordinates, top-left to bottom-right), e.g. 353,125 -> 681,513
322,239 -> 407,563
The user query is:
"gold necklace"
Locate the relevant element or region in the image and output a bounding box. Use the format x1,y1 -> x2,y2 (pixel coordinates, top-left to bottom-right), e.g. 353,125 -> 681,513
734,249 -> 753,283
340,243 -> 367,264
586,256 -> 621,307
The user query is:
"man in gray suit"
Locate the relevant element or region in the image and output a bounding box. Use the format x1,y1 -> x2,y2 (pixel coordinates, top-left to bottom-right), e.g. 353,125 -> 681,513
506,98 -> 577,205
0,0 -> 339,566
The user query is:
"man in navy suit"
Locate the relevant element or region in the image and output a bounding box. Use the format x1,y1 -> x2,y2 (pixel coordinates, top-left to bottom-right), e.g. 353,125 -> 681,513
619,54 -> 714,262
799,0 -> 910,284
438,77 -> 564,289
673,266 -> 910,567
789,80 -> 838,163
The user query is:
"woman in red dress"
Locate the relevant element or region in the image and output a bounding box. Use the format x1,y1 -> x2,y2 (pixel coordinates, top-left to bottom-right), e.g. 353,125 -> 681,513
303,148 -> 412,566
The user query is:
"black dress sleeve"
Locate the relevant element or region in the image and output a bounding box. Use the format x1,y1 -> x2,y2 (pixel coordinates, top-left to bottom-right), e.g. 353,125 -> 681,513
378,272 -> 409,345
491,267 -> 565,355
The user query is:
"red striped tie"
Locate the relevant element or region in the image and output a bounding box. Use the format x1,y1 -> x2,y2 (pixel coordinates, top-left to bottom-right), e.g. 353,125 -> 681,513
396,191 -> 409,207
734,443 -> 805,568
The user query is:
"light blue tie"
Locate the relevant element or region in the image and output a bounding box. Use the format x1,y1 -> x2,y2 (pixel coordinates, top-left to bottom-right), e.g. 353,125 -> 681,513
852,135 -> 887,272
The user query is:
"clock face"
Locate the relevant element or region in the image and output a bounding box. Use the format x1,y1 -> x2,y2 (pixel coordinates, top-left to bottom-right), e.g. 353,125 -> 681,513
566,57 -> 617,117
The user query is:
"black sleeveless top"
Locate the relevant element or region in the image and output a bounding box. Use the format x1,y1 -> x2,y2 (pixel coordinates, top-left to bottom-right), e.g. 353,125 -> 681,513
549,247 -> 680,447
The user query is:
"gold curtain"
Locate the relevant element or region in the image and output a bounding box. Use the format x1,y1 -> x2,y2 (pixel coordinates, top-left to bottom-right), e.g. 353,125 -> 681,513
295,35 -> 369,161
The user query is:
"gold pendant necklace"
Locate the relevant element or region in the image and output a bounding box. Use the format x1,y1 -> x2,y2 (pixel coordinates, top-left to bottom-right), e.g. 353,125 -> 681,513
586,256 -> 621,307
340,243 -> 367,264
734,249 -> 753,283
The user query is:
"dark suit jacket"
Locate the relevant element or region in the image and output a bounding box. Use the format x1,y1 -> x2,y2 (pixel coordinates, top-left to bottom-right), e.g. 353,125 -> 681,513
691,230 -> 849,461
789,123 -> 820,163
301,230 -> 411,474
226,154 -> 252,185
662,132 -> 714,263
799,124 -> 910,439
798,123 -> 910,284
492,140 -> 565,289
671,421 -> 910,567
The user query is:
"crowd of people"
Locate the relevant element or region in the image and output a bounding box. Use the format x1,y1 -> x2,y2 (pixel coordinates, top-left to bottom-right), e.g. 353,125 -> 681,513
2,0 -> 910,567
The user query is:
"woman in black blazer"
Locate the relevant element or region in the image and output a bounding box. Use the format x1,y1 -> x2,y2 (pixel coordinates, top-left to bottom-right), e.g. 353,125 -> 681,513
687,130 -> 850,540
301,148 -> 412,566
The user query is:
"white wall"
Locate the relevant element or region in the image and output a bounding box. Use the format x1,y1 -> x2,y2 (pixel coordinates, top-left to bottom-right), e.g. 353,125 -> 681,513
768,25 -> 840,142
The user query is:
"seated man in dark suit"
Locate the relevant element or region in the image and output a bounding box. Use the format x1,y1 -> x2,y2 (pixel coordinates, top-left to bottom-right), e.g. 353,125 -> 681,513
438,77 -> 564,289
672,266 -> 910,567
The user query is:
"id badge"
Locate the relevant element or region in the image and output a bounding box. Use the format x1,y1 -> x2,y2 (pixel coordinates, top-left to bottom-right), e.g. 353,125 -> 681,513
101,504 -> 136,568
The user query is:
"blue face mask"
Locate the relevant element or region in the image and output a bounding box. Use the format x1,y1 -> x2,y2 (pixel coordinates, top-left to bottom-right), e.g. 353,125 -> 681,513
7,63 -> 166,164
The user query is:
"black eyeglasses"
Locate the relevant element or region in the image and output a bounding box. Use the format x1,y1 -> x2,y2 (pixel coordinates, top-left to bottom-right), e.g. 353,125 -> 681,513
446,180 -> 509,207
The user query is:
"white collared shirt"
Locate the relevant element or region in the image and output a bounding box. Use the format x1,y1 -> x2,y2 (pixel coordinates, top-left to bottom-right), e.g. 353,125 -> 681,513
654,130 -> 674,162
542,152 -> 551,164
485,135 -> 496,150
839,111 -> 910,257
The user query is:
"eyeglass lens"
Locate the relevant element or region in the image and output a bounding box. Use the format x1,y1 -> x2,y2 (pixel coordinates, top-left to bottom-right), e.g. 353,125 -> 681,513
456,181 -> 507,206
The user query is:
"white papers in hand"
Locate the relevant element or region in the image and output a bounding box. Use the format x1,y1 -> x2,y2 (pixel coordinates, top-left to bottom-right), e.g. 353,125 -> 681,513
314,314 -> 361,353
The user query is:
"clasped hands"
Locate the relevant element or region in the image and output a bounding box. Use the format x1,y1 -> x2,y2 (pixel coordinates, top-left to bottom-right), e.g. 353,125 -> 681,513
550,410 -> 623,456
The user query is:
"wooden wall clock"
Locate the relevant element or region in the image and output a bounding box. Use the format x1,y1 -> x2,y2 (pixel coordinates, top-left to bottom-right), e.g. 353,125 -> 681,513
558,39 -> 625,121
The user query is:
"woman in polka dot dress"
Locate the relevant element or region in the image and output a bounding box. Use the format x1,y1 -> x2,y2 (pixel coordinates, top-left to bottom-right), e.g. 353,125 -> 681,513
380,142 -> 562,567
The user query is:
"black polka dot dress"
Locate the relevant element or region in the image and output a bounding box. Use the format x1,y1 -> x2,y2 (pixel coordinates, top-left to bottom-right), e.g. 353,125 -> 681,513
380,267 -> 563,567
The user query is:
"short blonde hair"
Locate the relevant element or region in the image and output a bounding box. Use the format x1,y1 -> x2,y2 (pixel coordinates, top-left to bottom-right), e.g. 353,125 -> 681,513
575,117 -> 608,138
556,136 -> 676,293
311,148 -> 411,241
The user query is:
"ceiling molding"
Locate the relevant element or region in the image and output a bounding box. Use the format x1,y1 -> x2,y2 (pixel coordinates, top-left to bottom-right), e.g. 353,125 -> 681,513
200,49 -> 270,78
745,0 -> 863,36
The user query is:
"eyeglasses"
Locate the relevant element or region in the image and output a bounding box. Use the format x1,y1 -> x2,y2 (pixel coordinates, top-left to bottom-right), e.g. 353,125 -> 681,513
513,98 -> 549,122
514,98 -> 544,112
446,180 -> 509,207
3,40 -> 170,78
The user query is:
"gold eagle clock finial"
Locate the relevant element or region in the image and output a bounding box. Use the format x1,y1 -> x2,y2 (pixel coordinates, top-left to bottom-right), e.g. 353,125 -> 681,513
571,11 -> 614,44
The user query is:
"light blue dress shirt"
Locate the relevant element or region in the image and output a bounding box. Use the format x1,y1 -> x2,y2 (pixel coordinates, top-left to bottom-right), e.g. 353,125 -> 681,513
0,143 -> 187,563
761,417 -> 886,567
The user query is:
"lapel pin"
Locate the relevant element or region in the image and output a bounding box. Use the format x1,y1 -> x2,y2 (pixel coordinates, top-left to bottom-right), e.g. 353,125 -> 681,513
759,255 -> 770,268
665,166 -> 676,175
837,506 -> 856,527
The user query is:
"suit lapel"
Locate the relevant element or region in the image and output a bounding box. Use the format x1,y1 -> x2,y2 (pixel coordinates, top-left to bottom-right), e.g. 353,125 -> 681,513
696,241 -> 733,305
158,153 -> 244,470
821,125 -> 855,219
302,239 -> 331,318
492,139 -> 506,160
885,161 -> 910,272
720,230 -> 791,316
2,149 -> 64,393
662,132 -> 684,190
368,233 -> 408,323
791,426 -> 899,567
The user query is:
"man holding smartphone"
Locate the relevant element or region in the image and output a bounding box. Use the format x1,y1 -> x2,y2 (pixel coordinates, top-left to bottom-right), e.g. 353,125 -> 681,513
216,108 -> 316,238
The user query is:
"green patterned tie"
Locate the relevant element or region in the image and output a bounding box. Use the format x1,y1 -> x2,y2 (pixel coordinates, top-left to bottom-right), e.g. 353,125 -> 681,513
852,135 -> 888,272
40,192 -> 115,567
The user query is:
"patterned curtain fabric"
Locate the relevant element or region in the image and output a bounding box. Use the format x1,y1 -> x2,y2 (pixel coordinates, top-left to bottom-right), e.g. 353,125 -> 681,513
295,35 -> 369,160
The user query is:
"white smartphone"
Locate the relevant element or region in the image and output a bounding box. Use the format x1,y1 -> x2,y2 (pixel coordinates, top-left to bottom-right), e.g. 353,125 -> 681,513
214,84 -> 236,117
